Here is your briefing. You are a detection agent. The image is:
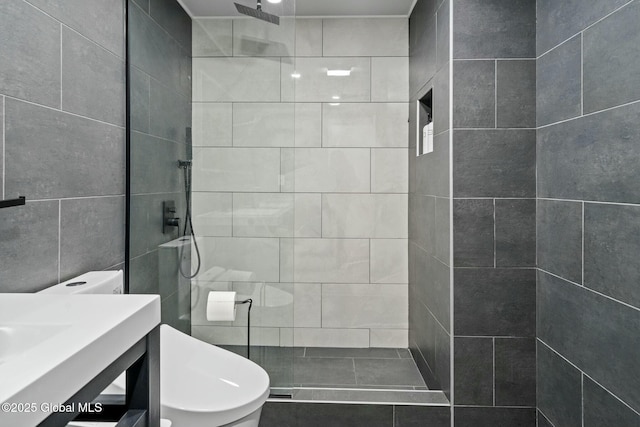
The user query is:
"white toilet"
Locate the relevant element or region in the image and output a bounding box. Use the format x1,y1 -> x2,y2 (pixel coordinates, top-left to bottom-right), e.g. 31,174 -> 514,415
39,271 -> 270,427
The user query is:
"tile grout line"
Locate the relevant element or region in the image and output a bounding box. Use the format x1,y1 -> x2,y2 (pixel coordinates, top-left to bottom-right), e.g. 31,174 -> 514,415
60,23 -> 63,110
538,338 -> 640,418
494,60 -> 498,128
58,200 -> 62,283
539,268 -> 640,313
492,337 -> 496,406
2,95 -> 4,200
581,202 -> 585,285
580,32 -> 584,116
581,373 -> 585,427
493,198 -> 497,268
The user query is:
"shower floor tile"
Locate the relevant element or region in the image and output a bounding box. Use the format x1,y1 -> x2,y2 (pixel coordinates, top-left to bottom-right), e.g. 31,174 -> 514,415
221,345 -> 428,390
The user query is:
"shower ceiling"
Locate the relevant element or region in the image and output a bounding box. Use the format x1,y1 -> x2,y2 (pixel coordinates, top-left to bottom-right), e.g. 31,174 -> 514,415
178,0 -> 416,17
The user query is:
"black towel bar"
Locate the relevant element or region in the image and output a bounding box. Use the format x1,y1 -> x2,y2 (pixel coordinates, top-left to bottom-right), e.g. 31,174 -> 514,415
0,196 -> 26,209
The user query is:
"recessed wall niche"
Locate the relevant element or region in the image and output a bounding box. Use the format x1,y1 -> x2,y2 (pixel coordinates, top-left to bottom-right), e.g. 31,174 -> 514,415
416,88 -> 433,156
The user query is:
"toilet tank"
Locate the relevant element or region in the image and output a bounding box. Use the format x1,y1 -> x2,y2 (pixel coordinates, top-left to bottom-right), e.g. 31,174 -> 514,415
38,271 -> 124,295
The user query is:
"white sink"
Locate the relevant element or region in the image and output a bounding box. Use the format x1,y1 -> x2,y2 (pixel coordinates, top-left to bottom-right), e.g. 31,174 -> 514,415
0,294 -> 160,426
0,324 -> 70,364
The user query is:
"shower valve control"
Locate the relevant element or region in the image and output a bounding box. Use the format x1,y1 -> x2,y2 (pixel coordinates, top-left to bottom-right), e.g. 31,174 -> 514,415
163,200 -> 180,234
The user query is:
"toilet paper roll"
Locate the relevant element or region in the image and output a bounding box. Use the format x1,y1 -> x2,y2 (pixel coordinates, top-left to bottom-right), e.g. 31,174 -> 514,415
206,291 -> 237,322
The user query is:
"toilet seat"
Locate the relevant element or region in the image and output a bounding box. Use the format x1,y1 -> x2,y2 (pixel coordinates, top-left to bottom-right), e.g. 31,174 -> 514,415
160,325 -> 270,426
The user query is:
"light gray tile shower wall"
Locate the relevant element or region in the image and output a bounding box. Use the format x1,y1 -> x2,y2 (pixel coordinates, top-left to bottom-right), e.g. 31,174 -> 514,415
536,0 -> 640,424
0,0 -> 125,291
127,0 -> 191,334
192,17 -> 409,348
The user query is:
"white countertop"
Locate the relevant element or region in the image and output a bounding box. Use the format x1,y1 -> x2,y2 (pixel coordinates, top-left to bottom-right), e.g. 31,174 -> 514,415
0,294 -> 160,426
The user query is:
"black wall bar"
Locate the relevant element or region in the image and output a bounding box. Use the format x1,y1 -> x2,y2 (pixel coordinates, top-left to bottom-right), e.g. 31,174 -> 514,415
0,196 -> 26,209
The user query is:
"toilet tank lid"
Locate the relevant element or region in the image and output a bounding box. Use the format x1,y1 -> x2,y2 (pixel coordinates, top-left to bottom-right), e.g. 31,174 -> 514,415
38,270 -> 124,294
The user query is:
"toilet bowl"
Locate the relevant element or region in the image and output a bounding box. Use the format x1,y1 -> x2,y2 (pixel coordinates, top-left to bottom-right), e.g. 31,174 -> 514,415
40,271 -> 270,427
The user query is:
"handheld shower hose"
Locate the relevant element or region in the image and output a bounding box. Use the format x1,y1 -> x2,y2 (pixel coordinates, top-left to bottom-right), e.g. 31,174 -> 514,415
178,160 -> 201,279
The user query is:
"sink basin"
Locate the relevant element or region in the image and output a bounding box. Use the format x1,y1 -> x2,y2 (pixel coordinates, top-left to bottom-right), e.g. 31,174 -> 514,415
0,324 -> 70,364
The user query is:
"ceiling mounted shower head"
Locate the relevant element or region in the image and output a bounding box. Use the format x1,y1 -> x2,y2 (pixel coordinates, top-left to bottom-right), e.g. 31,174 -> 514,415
234,0 -> 280,25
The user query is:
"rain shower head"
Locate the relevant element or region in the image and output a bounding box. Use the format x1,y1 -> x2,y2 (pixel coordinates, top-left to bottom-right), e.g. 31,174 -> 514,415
235,0 -> 280,25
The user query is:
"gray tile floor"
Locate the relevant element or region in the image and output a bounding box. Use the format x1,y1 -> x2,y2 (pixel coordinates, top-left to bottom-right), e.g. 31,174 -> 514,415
223,346 -> 428,390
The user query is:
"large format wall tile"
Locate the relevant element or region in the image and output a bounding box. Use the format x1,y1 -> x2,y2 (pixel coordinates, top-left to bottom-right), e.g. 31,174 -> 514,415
454,337 -> 493,406
150,80 -> 191,144
496,60 -> 535,128
294,148 -> 370,193
409,12 -> 436,99
5,99 -> 125,199
536,35 -> 582,127
537,102 -> 640,203
192,19 -> 233,57
192,103 -> 232,147
371,239 -> 408,284
294,194 -> 322,238
537,0 -> 630,55
0,201 -> 59,292
371,149 -> 408,193
130,68 -> 150,133
295,19 -> 322,57
454,268 -> 536,336
495,199 -> 536,267
60,197 -> 124,280
322,194 -> 408,238
293,328 -> 370,348
130,131 -> 185,195
232,193 -> 294,237
583,0 -> 640,113
26,0 -> 124,57
129,4 -> 190,96
453,129 -> 536,198
537,341 -> 582,427
371,58 -> 409,102
0,0 -> 60,107
415,131 -> 450,197
198,237 -> 280,282
193,57 -> 281,102
585,203 -> 640,308
293,239 -> 369,283
129,193 -> 181,258
583,377 -> 640,427
295,103 -> 322,147
292,57 -> 371,102
494,338 -> 536,407
149,0 -> 191,50
453,0 -> 535,59
193,148 -> 280,192
453,199 -> 494,267
294,283 -> 321,328
322,284 -> 408,329
538,271 -> 640,412
454,407 -> 536,427
233,103 -> 294,147
322,103 -> 408,148
192,192 -> 232,237
323,18 -> 408,57
536,199 -> 583,283
452,60 -> 495,128
233,18 -> 295,57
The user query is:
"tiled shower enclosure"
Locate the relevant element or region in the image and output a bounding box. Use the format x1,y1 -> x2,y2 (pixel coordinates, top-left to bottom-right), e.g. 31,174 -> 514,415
190,17 -> 411,349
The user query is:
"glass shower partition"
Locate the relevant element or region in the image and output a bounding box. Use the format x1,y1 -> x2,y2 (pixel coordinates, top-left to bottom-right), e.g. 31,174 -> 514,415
127,0 -> 193,336
190,3 -> 297,395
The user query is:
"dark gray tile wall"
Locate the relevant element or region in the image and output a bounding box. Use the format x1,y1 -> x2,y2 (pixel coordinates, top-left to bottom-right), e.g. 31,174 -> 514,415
127,0 -> 191,333
0,0 -> 125,292
536,1 -> 640,423
260,402 -> 451,427
408,0 -> 452,401
451,1 -> 536,423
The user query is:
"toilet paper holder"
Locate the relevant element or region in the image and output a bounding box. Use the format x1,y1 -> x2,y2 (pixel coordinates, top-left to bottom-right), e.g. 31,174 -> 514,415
235,298 -> 253,359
